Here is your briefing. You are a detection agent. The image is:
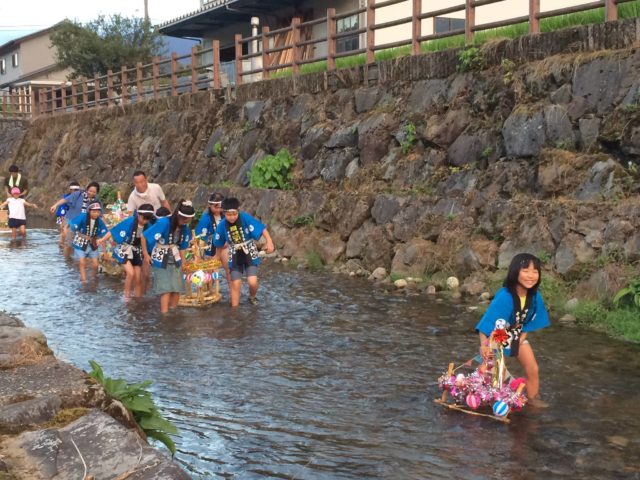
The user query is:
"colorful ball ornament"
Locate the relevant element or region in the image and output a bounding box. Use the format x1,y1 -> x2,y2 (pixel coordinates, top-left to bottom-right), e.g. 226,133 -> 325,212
466,393 -> 481,410
212,271 -> 219,280
191,270 -> 205,286
493,400 -> 510,417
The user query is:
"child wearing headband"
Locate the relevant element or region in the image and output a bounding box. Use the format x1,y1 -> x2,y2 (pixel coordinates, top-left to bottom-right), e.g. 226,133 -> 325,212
195,193 -> 231,287
0,187 -> 38,240
144,199 -> 194,313
102,203 -> 155,298
213,197 -> 274,307
67,202 -> 110,282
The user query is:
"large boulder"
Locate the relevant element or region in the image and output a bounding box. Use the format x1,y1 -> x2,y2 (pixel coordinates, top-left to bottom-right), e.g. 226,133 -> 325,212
407,79 -> 449,113
572,56 -> 627,115
554,233 -> 597,276
502,106 -> 546,158
424,108 -> 470,147
346,220 -> 394,269
2,409 -> 189,480
357,113 -> 398,166
390,238 -> 440,278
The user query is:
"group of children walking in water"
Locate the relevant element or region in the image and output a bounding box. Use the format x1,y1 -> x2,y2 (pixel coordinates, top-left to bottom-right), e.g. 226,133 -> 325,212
2,167 -> 550,407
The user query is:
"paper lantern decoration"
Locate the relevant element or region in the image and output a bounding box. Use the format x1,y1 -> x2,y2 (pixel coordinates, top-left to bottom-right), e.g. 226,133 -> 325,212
466,393 -> 481,410
494,318 -> 507,330
455,373 -> 465,386
492,401 -> 510,417
191,270 -> 205,286
212,271 -> 219,280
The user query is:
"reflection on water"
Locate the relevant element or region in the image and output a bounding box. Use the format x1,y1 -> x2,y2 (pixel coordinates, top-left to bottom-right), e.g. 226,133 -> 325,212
1,229 -> 639,479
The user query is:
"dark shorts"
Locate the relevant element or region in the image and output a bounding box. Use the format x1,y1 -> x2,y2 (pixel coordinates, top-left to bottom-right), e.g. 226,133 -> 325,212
230,264 -> 258,281
8,218 -> 26,228
125,250 -> 143,267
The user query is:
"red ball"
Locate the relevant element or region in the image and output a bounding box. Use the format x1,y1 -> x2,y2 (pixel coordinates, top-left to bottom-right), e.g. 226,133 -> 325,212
466,393 -> 481,409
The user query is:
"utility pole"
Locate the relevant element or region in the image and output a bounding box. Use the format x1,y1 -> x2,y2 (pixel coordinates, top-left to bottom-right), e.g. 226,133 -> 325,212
144,0 -> 149,21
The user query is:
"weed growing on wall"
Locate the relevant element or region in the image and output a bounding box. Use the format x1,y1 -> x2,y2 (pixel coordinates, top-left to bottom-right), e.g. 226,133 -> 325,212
400,122 -> 417,154
88,361 -> 178,455
249,149 -> 295,190
457,47 -> 485,73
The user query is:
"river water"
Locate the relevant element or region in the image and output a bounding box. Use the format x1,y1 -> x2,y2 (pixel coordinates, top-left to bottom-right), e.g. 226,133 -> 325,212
1,228 -> 639,479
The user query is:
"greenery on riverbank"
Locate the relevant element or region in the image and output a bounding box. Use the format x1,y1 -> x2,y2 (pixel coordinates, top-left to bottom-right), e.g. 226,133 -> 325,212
271,0 -> 640,79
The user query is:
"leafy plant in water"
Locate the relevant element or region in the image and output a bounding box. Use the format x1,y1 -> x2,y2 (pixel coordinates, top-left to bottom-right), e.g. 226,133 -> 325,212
457,47 -> 484,73
613,279 -> 640,308
400,122 -> 417,154
305,250 -> 324,271
88,361 -> 178,455
249,148 -> 296,190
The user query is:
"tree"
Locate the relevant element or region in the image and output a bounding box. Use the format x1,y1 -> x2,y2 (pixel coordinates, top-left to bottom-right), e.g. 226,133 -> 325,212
50,15 -> 163,79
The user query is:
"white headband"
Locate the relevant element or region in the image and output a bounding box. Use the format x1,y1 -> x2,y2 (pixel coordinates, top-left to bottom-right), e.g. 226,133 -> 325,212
137,208 -> 154,214
178,211 -> 195,218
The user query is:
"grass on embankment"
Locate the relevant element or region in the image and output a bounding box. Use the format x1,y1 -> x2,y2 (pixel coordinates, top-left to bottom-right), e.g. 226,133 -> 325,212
270,0 -> 640,79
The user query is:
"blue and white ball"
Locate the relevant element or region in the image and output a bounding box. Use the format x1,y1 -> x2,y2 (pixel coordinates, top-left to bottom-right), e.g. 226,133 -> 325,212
495,318 -> 507,330
493,400 -> 510,417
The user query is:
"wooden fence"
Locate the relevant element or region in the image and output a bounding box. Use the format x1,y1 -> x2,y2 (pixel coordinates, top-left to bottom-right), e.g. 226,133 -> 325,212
0,0 -> 634,119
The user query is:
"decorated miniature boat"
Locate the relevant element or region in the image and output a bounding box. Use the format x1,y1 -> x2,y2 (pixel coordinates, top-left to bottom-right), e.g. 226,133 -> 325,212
179,234 -> 222,307
435,321 -> 528,423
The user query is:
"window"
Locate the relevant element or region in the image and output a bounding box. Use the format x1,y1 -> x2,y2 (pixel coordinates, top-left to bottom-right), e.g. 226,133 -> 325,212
11,53 -> 19,68
0,59 -> 5,75
434,16 -> 465,34
336,14 -> 359,53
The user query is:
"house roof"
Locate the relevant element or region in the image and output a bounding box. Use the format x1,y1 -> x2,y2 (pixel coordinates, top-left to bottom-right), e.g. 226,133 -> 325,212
0,22 -> 63,55
158,0 -> 295,38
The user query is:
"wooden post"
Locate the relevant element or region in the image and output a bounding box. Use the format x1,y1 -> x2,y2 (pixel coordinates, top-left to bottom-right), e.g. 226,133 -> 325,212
261,26 -> 270,80
366,0 -> 375,64
171,52 -> 178,96
605,0 -> 617,22
136,62 -> 143,102
59,83 -> 67,113
30,87 -> 38,117
235,34 -> 243,86
107,70 -> 114,107
71,80 -> 77,111
412,0 -> 422,55
327,8 -> 336,71
191,46 -> 198,93
82,77 -> 89,109
11,90 -> 18,117
212,40 -> 221,89
152,56 -> 160,99
49,87 -> 55,114
292,17 -> 301,75
37,89 -> 44,116
529,0 -> 540,34
465,0 -> 475,44
94,74 -> 101,108
121,65 -> 128,105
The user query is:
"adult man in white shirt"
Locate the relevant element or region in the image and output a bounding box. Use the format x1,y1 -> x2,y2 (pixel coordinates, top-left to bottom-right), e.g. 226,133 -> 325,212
127,171 -> 171,214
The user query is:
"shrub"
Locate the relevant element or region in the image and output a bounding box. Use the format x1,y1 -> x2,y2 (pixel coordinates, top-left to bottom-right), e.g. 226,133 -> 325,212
613,279 -> 640,308
457,47 -> 485,73
99,183 -> 119,205
305,250 -> 323,271
88,361 -> 178,455
249,149 -> 296,190
292,215 -> 314,227
400,122 -> 417,154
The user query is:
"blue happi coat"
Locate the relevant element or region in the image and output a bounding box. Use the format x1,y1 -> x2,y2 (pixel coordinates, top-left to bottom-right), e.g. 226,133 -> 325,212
195,210 -> 221,256
109,215 -> 148,264
213,212 -> 265,268
475,287 -> 550,356
67,212 -> 108,252
143,217 -> 192,268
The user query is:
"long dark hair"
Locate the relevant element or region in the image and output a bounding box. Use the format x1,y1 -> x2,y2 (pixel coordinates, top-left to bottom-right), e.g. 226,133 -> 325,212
170,199 -> 195,238
503,253 -> 542,295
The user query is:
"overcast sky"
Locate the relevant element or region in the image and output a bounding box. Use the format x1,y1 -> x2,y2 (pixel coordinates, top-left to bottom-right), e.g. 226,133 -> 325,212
0,0 -> 201,45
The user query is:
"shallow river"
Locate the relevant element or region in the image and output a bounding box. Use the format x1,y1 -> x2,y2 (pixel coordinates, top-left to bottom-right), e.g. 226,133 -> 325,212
1,228 -> 639,479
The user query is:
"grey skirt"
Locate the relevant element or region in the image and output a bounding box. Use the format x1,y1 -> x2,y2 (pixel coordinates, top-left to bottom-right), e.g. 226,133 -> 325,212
152,265 -> 185,295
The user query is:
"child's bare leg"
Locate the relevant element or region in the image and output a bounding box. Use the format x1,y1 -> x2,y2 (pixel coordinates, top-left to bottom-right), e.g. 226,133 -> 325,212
160,293 -> 170,313
133,266 -> 142,297
11,228 -> 17,240
517,342 -> 540,399
221,249 -> 232,287
141,262 -> 151,294
90,258 -> 99,279
78,257 -> 87,282
247,275 -> 259,300
230,279 -> 242,307
169,292 -> 180,309
123,262 -> 135,297
19,225 -> 26,237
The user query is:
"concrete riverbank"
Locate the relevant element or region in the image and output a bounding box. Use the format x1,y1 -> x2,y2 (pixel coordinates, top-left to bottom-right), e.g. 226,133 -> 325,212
0,312 -> 189,479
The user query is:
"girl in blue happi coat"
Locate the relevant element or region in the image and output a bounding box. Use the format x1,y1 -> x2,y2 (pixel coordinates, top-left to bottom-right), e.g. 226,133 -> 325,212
476,253 -> 551,407
213,197 -> 274,307
104,203 -> 155,298
144,199 -> 194,313
195,192 -> 231,286
67,202 -> 110,282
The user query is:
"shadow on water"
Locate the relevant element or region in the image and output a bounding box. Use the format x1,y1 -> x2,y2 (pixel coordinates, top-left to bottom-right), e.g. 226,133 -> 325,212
1,229 -> 639,479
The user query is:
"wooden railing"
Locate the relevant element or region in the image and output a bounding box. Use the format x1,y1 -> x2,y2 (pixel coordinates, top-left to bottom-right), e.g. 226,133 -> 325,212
4,0 -> 634,119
